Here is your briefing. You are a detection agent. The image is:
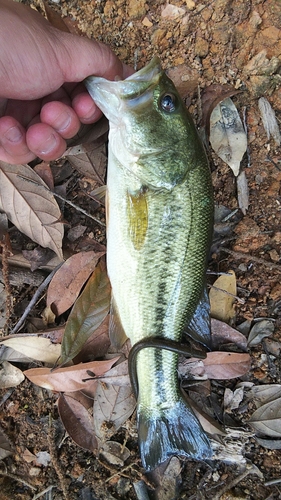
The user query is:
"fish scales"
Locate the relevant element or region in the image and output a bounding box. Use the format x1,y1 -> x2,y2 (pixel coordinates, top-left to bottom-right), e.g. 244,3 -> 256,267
85,57 -> 214,470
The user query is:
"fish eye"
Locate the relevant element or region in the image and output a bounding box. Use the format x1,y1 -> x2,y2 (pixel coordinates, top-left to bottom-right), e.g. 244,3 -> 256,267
160,93 -> 177,112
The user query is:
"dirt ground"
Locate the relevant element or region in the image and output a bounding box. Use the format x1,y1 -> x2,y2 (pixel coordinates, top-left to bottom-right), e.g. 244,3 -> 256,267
1,0 -> 281,498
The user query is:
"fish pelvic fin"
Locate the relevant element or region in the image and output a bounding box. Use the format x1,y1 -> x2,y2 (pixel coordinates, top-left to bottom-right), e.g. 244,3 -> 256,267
138,395 -> 212,471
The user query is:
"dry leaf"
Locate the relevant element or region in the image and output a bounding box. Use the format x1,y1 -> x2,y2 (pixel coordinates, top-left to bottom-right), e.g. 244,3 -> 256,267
0,361 -> 25,388
247,319 -> 275,346
47,251 -> 104,316
209,270 -> 237,322
249,397 -> 281,438
0,425 -> 14,459
66,140 -> 107,184
201,84 -> 241,134
74,315 -> 110,363
34,162 -> 54,190
237,170 -> 249,215
58,393 -> 98,451
100,441 -> 130,466
255,437 -> 281,450
209,98 -> 247,176
0,162 -> 63,259
248,384 -> 281,408
211,318 -> 247,351
24,357 -> 119,392
258,97 -> 281,145
96,359 -> 131,387
60,260 -> 111,365
93,382 -> 135,441
181,351 -> 251,380
1,336 -> 61,364
203,352 -> 250,379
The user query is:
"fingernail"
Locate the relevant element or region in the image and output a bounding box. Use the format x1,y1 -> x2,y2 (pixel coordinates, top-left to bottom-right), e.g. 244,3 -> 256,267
4,126 -> 22,143
55,111 -> 71,133
38,133 -> 58,154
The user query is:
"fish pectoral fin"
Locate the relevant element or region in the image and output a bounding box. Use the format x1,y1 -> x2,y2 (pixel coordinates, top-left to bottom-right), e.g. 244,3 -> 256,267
184,285 -> 212,349
138,396 -> 212,471
127,189 -> 148,250
109,295 -> 128,348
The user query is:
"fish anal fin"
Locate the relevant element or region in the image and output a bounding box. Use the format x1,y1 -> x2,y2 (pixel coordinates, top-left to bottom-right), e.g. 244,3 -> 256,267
138,396 -> 212,471
127,189 -> 148,250
109,296 -> 128,348
184,286 -> 212,349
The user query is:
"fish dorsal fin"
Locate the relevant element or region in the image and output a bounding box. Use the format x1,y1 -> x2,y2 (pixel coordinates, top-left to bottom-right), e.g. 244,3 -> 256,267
109,295 -> 128,348
127,189 -> 148,250
184,286 -> 212,349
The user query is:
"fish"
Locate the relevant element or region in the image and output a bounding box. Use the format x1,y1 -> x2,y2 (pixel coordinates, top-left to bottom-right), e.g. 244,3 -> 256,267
85,57 -> 214,471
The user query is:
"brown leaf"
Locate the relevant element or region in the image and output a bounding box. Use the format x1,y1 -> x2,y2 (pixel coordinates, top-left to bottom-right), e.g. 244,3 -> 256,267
249,384 -> 281,408
249,397 -> 281,438
66,137 -> 108,184
34,162 -> 54,190
47,251 -> 104,316
58,393 -> 98,452
96,359 -> 131,387
209,270 -> 237,323
60,260 -> 111,364
22,247 -> 55,272
24,357 -> 119,392
93,382 -> 135,441
0,162 -> 63,259
203,352 -> 251,379
182,352 -> 251,380
73,315 -> 110,363
201,84 -> 241,134
211,318 -> 247,351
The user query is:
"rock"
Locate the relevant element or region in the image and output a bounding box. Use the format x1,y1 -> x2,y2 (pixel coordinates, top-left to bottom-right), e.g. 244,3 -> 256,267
184,0 -> 195,10
142,16 -> 153,27
195,37 -> 209,57
127,0 -> 146,19
161,4 -> 185,20
151,28 -> 168,49
243,50 -> 281,76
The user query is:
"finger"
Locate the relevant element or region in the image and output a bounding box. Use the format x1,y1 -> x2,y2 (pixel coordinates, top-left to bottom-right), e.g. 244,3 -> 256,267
0,116 -> 35,164
40,101 -> 81,139
72,91 -> 102,124
26,123 -> 66,161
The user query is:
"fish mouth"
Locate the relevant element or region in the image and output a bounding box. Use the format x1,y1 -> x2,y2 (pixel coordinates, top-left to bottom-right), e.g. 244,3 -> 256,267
84,56 -> 162,119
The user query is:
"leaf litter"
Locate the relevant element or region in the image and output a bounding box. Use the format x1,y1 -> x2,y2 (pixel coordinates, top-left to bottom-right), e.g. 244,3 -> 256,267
0,15 -> 280,496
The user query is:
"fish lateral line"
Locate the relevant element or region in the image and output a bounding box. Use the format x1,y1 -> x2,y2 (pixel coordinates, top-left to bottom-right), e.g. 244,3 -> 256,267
128,337 -> 206,398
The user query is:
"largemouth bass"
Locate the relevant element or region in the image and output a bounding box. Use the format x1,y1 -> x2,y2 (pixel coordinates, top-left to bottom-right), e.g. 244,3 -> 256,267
85,57 -> 214,471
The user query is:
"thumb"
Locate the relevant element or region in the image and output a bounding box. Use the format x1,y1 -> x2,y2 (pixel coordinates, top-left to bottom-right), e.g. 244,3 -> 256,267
54,30 -> 132,83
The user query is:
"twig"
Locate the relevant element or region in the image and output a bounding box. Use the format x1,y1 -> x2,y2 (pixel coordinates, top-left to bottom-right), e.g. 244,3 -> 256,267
0,471 -> 36,491
47,414 -> 68,499
1,235 -> 13,333
220,247 -> 281,271
264,477 -> 281,486
210,463 -> 263,500
10,262 -> 63,334
32,485 -> 55,500
17,174 -> 105,227
207,283 -> 245,304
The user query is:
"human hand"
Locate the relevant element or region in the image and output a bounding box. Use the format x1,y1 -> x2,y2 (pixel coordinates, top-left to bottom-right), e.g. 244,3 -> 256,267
0,0 -> 131,164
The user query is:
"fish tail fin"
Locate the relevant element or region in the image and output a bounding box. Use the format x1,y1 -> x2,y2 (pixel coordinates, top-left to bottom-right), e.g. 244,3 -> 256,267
138,395 -> 212,471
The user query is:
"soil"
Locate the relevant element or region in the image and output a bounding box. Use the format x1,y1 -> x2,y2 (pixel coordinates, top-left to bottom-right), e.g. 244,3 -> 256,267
1,0 -> 281,499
